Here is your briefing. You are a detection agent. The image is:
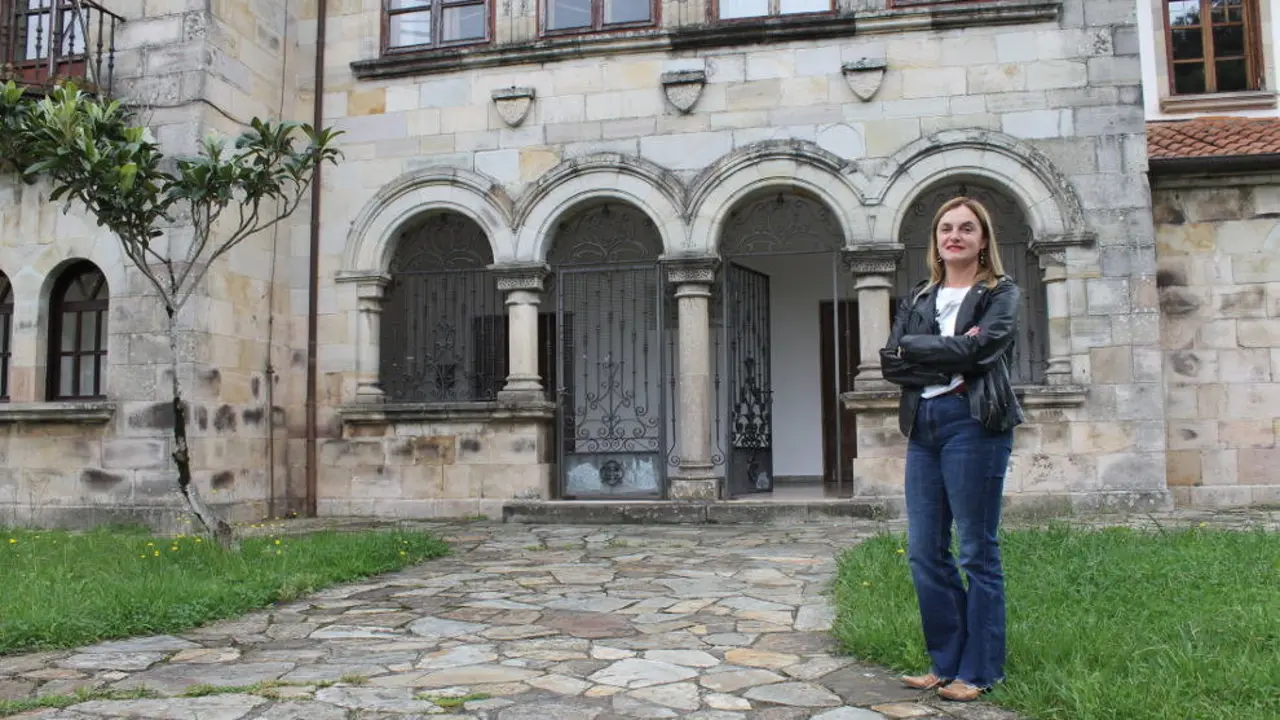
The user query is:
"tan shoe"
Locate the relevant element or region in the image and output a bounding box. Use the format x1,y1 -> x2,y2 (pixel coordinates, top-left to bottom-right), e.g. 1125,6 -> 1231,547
937,680 -> 986,702
901,672 -> 946,690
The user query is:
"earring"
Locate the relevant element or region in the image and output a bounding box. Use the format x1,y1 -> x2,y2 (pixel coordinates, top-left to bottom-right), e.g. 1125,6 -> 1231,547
936,255 -> 943,264
979,249 -> 988,267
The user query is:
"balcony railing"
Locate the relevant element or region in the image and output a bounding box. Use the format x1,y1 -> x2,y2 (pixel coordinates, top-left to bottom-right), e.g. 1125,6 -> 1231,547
0,0 -> 123,95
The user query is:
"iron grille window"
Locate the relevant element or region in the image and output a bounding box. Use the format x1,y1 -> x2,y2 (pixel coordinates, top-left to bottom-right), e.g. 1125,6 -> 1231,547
384,0 -> 486,52
1165,0 -> 1264,95
380,212 -> 506,403
718,0 -> 831,20
48,261 -> 108,400
0,273 -> 12,402
894,182 -> 1048,386
544,0 -> 653,33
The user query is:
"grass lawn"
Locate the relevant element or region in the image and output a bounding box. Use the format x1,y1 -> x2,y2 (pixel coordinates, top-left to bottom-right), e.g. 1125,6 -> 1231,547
0,524 -> 449,655
833,524 -> 1280,720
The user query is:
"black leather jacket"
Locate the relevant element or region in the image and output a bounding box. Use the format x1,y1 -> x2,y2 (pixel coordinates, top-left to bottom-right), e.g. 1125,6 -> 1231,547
879,276 -> 1026,438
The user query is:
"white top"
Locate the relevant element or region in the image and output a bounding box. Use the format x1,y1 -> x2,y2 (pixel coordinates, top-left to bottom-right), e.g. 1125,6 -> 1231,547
921,286 -> 970,399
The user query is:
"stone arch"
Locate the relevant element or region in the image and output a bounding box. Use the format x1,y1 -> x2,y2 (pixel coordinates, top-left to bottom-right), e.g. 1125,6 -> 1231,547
896,178 -> 1049,384
513,153 -> 687,262
380,210 -> 505,404
344,167 -> 515,272
866,129 -> 1089,245
687,140 -> 870,255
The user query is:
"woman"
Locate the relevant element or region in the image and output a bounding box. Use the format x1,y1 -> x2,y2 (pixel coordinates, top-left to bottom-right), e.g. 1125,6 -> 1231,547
879,196 -> 1025,702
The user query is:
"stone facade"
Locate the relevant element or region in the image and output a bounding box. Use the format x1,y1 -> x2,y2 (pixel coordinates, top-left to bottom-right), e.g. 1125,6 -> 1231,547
14,0 -> 1280,526
0,0 -> 304,528
1153,176 -> 1280,507
306,0 -> 1171,515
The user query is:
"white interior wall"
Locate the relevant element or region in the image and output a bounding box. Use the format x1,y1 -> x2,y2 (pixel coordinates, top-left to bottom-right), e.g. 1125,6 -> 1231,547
726,254 -> 853,480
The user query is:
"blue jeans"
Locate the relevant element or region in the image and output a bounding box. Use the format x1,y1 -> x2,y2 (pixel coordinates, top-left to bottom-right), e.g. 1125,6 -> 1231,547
905,392 -> 1013,689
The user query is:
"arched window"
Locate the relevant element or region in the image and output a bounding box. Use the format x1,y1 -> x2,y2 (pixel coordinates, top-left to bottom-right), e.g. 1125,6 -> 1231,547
896,180 -> 1049,385
381,212 -> 504,403
0,273 -> 11,401
48,262 -> 109,400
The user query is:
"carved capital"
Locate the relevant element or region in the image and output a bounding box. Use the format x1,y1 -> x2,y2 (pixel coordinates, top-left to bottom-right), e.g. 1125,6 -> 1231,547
336,270 -> 391,303
491,263 -> 549,293
664,256 -> 720,285
842,58 -> 887,102
1029,232 -> 1092,272
492,86 -> 535,127
661,70 -> 706,114
842,244 -> 904,276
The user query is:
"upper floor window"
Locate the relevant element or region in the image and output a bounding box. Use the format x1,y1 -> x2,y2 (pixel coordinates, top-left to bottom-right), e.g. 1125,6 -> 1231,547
48,261 -> 108,400
719,0 -> 832,20
384,0 -> 486,51
545,0 -> 653,33
1166,0 -> 1264,95
0,273 -> 11,402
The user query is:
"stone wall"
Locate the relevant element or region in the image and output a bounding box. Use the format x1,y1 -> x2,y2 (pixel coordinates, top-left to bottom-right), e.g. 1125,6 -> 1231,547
1153,174 -> 1280,508
318,405 -> 555,518
0,0 -> 307,529
301,0 -> 1173,514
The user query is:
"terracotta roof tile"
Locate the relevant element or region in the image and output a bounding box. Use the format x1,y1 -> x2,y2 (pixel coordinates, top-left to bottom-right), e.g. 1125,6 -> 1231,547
1147,116 -> 1280,160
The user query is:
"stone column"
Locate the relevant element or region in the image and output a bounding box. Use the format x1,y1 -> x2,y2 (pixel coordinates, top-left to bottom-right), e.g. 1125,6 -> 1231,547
493,264 -> 550,402
844,244 -> 904,391
1031,235 -> 1091,385
666,257 -> 719,501
337,272 -> 390,403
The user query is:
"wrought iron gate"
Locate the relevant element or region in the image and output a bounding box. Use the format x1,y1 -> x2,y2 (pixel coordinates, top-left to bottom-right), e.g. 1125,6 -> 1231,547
555,265 -> 667,499
723,263 -> 774,497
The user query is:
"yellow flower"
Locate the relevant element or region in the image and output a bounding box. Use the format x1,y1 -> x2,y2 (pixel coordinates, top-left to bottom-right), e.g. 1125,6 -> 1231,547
1199,522 -> 1208,528
195,538 -> 203,543
7,538 -> 15,544
275,550 -> 282,556
153,551 -> 160,557
862,581 -> 872,587
146,542 -> 154,547
895,548 -> 905,555
399,551 -> 406,557
170,546 -> 178,552
274,539 -> 281,545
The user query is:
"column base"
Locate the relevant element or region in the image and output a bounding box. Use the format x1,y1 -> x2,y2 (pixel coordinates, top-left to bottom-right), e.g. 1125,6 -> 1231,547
669,472 -> 721,502
853,377 -> 895,392
354,385 -> 385,403
497,388 -> 548,403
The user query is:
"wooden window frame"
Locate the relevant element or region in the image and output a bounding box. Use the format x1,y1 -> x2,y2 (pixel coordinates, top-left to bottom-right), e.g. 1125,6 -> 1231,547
0,274 -> 11,402
711,0 -> 835,23
381,0 -> 490,55
540,0 -> 658,38
48,262 -> 108,401
1164,0 -> 1265,96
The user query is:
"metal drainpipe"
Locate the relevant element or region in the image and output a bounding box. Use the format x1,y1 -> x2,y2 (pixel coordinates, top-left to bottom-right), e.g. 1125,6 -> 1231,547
304,0 -> 328,518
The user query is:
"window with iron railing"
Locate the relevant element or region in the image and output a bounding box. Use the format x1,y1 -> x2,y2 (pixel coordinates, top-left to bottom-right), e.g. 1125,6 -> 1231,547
0,0 -> 123,92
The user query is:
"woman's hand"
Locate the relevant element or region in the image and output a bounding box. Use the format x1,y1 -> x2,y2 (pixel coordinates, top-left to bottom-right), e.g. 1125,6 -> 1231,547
964,326 -> 980,338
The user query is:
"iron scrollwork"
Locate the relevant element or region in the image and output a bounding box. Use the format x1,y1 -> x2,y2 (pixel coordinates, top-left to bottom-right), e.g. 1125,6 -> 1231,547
381,212 -> 505,403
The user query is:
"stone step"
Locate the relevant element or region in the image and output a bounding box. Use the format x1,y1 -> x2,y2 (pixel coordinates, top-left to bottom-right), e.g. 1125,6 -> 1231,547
502,499 -> 891,525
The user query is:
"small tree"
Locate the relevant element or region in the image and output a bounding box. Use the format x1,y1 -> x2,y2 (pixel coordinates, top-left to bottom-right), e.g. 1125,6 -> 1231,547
1,81 -> 341,543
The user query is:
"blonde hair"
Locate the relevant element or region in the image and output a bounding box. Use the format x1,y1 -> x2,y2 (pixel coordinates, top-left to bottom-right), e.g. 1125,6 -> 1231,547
921,196 -> 1006,295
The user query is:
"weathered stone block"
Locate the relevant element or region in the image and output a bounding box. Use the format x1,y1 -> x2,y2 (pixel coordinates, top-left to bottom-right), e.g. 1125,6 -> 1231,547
1167,420 -> 1219,450
1219,420 -> 1275,450
1115,384 -> 1163,420
1001,109 -> 1071,139
1097,452 -> 1165,491
1219,349 -> 1272,383
1165,450 -> 1202,486
1016,452 -> 1097,493
319,439 -> 384,468
1165,350 -> 1218,384
1237,318 -> 1280,348
103,440 -> 169,470
1070,422 -> 1135,454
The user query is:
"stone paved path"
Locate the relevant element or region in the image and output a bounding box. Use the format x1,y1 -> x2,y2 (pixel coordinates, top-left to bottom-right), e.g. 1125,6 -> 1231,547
2,521 -> 1030,720
5,509 -> 1276,720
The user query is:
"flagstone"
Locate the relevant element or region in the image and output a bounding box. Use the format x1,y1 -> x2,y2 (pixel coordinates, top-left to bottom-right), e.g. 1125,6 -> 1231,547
629,681 -> 700,711
744,681 -> 843,707
588,659 -> 698,688
75,696 -> 267,719
407,617 -> 487,639
699,669 -> 786,693
416,645 -> 498,670
723,649 -> 800,670
527,673 -> 592,695
642,650 -> 720,667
